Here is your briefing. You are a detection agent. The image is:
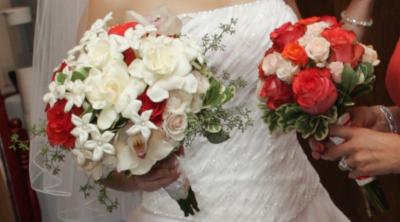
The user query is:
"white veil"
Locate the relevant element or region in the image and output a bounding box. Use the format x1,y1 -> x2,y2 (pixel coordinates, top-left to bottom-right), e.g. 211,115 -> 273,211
29,0 -> 140,221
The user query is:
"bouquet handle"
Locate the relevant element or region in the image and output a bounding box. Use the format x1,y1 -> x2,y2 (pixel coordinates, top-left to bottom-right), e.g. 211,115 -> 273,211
164,165 -> 199,217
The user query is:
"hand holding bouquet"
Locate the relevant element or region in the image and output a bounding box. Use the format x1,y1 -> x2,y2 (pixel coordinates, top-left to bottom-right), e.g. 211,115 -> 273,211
42,12 -> 250,217
257,16 -> 387,213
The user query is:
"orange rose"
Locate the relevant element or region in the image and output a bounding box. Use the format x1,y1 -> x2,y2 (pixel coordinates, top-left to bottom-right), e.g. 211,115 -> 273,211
282,41 -> 308,66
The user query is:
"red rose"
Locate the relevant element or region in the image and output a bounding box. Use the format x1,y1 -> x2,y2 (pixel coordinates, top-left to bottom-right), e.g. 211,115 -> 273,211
330,43 -> 365,67
46,99 -> 83,149
298,16 -> 338,27
320,16 -> 340,27
123,48 -> 136,65
51,62 -> 68,81
270,22 -> 306,52
137,92 -> 167,126
298,16 -> 321,25
321,27 -> 356,46
292,68 -> 338,115
282,41 -> 308,66
259,76 -> 293,110
108,22 -> 138,36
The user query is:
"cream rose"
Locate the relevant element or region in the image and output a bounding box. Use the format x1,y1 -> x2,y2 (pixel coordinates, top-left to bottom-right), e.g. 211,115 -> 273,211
163,113 -> 188,142
361,44 -> 380,66
305,37 -> 331,63
299,22 -> 330,46
328,61 -> 344,84
140,35 -> 192,77
85,60 -> 133,129
276,59 -> 299,83
166,90 -> 193,113
86,37 -> 123,68
261,52 -> 281,75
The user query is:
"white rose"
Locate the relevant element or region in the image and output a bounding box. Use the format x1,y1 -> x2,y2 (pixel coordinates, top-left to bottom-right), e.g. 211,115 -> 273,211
193,71 -> 210,94
261,52 -> 281,75
328,62 -> 344,84
166,90 -> 193,113
86,36 -> 123,68
305,37 -> 331,63
140,35 -> 192,77
85,61 -> 132,129
299,22 -> 330,46
163,113 -> 188,142
85,60 -> 130,109
361,44 -> 380,66
276,59 -> 299,83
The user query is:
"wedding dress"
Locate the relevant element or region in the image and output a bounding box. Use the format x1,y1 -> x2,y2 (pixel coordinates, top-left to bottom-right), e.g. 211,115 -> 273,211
130,0 -> 350,222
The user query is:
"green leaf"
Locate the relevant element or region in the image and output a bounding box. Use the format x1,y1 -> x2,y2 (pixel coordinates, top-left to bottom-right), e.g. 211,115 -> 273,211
203,78 -> 222,107
296,115 -> 319,139
260,104 -> 280,132
221,85 -> 236,104
71,68 -> 90,81
313,119 -> 329,141
205,130 -> 230,144
351,84 -> 374,98
204,121 -> 222,133
320,106 -> 338,124
358,62 -> 374,81
56,72 -> 67,84
340,64 -> 359,95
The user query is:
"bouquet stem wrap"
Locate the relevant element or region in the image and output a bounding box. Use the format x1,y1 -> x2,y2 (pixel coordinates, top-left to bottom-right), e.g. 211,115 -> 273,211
164,168 -> 199,217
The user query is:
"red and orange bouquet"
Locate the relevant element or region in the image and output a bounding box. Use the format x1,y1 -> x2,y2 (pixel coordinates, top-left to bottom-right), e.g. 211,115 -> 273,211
257,16 -> 387,213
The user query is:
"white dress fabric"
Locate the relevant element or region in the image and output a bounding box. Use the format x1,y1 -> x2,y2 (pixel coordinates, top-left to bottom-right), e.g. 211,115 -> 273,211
131,1 -> 350,222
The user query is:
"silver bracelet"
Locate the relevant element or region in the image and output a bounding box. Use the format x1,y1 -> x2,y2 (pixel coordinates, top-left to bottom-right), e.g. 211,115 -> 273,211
341,11 -> 373,27
379,105 -> 399,133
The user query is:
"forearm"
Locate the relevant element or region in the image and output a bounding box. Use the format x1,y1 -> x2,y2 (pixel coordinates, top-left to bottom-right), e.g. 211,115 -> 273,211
342,0 -> 375,40
100,172 -> 138,192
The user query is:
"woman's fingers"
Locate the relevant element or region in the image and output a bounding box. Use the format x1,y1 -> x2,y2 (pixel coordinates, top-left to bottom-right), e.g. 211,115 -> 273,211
347,107 -> 366,127
329,125 -> 355,140
321,141 -> 355,161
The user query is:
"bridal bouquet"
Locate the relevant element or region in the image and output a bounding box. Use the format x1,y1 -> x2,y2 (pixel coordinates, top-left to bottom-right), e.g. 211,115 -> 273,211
257,16 -> 387,213
41,12 -> 250,217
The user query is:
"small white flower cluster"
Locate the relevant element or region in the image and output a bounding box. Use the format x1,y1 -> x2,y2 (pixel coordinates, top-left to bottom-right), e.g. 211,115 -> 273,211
43,13 -> 210,180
